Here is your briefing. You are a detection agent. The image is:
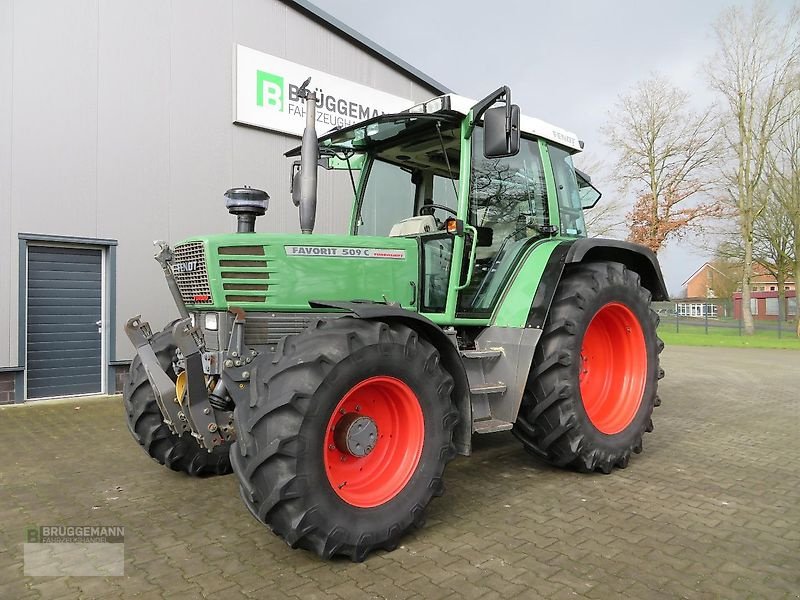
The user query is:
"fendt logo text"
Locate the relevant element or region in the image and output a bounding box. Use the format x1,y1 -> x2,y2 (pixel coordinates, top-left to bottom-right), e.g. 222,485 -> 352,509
173,261 -> 197,274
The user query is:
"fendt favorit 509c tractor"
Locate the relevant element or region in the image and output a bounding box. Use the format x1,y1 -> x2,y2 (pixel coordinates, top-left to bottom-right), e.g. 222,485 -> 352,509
124,82 -> 667,561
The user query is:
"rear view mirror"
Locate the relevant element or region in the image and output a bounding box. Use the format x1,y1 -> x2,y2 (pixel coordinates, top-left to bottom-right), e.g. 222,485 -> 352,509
484,105 -> 520,158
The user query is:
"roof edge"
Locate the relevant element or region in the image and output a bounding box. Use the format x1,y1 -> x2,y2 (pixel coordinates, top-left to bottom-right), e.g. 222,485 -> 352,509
279,0 -> 451,95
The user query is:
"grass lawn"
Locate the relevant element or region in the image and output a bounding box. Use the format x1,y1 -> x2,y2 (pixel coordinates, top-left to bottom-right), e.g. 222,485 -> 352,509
658,323 -> 800,350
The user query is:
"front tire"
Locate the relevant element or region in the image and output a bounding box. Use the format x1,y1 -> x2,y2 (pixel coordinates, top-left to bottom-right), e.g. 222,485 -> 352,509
123,328 -> 232,476
513,261 -> 664,473
230,318 -> 458,561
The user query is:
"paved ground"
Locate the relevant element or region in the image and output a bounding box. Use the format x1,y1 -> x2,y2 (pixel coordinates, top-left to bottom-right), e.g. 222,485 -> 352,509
1,346 -> 798,599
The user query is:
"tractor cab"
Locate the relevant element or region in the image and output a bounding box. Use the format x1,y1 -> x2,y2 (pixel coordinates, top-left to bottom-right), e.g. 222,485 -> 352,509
287,91 -> 602,320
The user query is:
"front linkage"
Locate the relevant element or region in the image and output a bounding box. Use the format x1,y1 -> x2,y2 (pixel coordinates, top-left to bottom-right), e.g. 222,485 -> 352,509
124,241 -> 253,451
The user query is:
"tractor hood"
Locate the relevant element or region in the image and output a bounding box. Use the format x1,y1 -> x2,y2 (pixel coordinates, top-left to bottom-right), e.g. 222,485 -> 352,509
168,233 -> 419,312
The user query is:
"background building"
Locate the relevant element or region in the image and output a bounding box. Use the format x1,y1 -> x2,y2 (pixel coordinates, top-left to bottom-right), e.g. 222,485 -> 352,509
0,0 -> 447,402
675,262 -> 736,318
733,269 -> 797,321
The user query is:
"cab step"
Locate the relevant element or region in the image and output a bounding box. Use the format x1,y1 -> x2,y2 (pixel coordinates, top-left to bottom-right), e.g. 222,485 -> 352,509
461,349 -> 503,360
469,382 -> 507,395
473,418 -> 514,434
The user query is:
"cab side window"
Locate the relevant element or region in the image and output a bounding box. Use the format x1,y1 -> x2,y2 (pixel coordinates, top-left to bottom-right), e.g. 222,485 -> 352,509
548,144 -> 586,237
458,130 -> 549,313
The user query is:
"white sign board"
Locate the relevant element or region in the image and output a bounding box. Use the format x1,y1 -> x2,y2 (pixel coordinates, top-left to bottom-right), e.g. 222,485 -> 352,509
234,45 -> 414,137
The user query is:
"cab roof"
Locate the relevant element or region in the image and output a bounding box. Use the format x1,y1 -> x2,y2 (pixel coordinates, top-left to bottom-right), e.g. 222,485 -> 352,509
426,94 -> 583,153
286,93 -> 584,157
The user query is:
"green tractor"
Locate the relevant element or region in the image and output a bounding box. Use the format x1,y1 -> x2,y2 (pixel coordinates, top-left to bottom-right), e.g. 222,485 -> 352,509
123,83 -> 666,561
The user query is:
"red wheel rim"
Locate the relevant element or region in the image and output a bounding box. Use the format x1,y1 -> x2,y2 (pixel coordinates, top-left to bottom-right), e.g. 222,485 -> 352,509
579,302 -> 647,435
324,376 -> 424,508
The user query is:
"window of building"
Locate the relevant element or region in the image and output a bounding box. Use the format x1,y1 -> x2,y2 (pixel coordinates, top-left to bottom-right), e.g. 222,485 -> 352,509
788,298 -> 798,316
676,303 -> 718,317
770,286 -> 776,291
750,298 -> 758,315
765,297 -> 779,316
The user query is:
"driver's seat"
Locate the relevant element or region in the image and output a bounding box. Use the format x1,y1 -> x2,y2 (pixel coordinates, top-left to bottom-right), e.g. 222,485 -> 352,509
389,215 -> 438,237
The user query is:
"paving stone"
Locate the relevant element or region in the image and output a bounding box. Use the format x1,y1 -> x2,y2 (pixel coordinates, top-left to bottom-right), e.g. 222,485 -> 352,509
0,347 -> 797,598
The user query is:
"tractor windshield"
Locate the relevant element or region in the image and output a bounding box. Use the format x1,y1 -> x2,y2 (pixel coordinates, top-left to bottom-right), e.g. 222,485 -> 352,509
348,117 -> 462,237
318,113 -> 450,153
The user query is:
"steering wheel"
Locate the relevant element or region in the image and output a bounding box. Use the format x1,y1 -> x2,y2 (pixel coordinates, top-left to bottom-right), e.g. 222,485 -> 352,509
419,203 -> 457,218
419,204 -> 458,231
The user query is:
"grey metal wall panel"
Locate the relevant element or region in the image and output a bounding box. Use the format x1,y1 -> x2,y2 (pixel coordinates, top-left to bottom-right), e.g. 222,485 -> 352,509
3,0 -> 443,366
0,0 -> 12,366
167,0 -> 235,245
95,1 -> 174,345
9,0 -> 98,238
26,246 -> 102,398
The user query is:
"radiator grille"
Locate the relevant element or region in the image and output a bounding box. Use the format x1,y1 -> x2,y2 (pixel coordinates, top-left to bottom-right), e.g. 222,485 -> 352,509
172,242 -> 213,305
217,245 -> 269,304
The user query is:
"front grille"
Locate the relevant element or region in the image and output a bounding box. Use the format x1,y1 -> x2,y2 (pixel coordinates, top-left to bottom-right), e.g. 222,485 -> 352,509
172,242 -> 213,305
217,245 -> 269,304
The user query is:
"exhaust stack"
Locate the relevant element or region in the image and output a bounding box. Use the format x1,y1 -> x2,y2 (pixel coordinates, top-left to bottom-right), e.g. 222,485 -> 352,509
225,186 -> 269,233
294,77 -> 318,234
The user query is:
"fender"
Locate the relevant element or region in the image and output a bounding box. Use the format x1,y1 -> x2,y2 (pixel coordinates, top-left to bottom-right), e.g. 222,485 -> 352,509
565,238 -> 669,300
526,238 -> 668,329
308,300 -> 472,456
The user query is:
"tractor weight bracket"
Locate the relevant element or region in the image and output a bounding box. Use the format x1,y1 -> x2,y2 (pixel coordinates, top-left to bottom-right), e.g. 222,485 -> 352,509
171,318 -> 227,450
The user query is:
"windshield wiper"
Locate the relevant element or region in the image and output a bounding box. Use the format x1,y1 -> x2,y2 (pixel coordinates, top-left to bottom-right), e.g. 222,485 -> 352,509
435,121 -> 459,201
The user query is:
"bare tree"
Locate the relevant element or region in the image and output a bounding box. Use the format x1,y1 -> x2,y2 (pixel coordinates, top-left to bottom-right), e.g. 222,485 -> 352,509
754,189 -> 795,323
707,0 -> 800,334
604,75 -> 722,253
573,154 -> 627,238
770,89 -> 800,335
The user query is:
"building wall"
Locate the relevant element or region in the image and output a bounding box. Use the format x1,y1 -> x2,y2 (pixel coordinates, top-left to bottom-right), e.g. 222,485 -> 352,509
0,1 -> 440,381
733,291 -> 798,321
684,264 -> 734,299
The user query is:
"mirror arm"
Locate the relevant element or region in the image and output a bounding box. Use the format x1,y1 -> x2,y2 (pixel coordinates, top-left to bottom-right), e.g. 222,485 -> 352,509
466,85 -> 511,137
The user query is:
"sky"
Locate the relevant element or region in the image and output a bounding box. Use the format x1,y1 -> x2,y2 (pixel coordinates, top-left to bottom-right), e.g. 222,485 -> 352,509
309,0 -> 785,294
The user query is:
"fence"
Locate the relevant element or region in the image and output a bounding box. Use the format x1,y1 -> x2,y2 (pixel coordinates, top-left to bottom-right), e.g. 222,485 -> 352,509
651,301 -> 799,339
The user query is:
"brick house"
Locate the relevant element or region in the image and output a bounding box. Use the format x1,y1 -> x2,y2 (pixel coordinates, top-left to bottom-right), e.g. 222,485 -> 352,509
676,262 -> 735,318
733,267 -> 797,321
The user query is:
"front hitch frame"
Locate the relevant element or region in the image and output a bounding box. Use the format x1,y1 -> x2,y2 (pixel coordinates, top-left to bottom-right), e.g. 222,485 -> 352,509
124,316 -> 188,436
170,318 -> 227,449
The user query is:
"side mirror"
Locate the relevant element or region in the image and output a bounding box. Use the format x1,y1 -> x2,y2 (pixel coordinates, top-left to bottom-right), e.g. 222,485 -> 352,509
575,168 -> 602,209
290,162 -> 302,206
484,104 -> 520,158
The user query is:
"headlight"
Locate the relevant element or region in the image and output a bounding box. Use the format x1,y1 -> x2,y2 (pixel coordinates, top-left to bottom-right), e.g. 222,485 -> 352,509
204,312 -> 218,331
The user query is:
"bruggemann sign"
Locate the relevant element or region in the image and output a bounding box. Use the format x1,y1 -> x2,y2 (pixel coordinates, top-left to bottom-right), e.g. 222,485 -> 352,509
234,45 -> 413,137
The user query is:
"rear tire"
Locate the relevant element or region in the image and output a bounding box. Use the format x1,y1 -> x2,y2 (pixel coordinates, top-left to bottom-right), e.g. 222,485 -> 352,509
513,261 -> 663,473
230,317 -> 458,561
123,328 -> 232,476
